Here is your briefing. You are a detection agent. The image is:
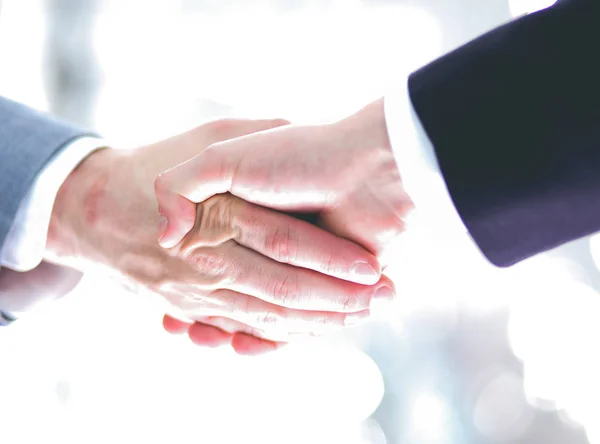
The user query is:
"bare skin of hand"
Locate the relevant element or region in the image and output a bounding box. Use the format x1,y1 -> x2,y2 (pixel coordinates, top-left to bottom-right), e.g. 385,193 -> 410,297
156,99 -> 412,353
155,98 -> 413,258
44,119 -> 394,348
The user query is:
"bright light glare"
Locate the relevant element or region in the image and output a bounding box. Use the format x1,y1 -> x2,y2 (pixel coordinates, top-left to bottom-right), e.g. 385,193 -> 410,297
508,276 -> 600,439
473,372 -> 533,441
0,0 -> 47,109
410,393 -> 450,441
0,275 -> 385,444
93,4 -> 441,144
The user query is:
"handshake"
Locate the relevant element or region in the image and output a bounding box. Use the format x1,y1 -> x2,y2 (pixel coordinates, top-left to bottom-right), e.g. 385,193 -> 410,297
45,97 -> 413,355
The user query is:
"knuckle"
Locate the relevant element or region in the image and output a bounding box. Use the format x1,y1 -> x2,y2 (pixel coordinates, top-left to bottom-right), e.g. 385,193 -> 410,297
272,275 -> 301,307
321,251 -> 335,275
185,248 -> 231,286
257,310 -> 281,328
206,119 -> 236,138
266,225 -> 299,263
186,248 -> 224,269
194,145 -> 226,180
199,195 -> 236,238
342,293 -> 355,312
340,290 -> 367,312
312,312 -> 334,328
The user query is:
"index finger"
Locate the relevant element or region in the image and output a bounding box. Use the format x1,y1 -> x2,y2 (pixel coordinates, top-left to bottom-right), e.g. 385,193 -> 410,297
178,195 -> 381,285
224,242 -> 395,312
231,198 -> 381,285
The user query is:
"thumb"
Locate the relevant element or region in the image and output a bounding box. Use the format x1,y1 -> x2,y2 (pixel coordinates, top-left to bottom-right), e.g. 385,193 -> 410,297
154,118 -> 290,248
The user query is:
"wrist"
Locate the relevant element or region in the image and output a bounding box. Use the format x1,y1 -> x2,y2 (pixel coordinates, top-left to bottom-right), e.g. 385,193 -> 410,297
45,144 -> 175,288
45,147 -> 111,267
45,148 -> 145,270
338,97 -> 392,155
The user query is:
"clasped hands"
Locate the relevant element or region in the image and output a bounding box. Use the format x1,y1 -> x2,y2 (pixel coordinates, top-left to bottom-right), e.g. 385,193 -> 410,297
155,98 -> 413,354
46,98 -> 412,356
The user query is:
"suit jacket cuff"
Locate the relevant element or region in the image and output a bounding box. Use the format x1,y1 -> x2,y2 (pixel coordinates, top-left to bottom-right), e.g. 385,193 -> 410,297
0,137 -> 107,271
384,82 -> 466,234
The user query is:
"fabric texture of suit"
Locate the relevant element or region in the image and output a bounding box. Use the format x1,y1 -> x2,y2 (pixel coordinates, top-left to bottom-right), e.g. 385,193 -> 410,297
409,0 -> 600,266
0,97 -> 92,323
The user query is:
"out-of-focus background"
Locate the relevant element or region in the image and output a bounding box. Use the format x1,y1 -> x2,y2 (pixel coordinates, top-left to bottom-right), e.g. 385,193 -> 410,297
2,0 -> 599,443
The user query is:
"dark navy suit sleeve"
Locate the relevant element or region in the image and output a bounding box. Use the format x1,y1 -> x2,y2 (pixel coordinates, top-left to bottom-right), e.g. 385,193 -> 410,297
408,0 -> 600,267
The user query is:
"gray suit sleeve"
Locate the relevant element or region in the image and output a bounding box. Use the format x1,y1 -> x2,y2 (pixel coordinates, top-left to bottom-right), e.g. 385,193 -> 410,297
0,97 -> 95,324
0,96 -> 96,249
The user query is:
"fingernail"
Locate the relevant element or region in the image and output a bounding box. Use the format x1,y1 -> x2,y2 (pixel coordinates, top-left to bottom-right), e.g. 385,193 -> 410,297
374,285 -> 395,300
370,286 -> 396,313
351,262 -> 378,284
344,310 -> 371,326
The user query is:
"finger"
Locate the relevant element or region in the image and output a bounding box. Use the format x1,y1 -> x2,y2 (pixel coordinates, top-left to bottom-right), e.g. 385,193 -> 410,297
179,288 -> 372,336
155,119 -> 290,248
225,243 -> 396,312
162,314 -> 192,335
234,200 -> 381,285
188,322 -> 233,347
202,315 -> 305,343
232,333 -> 284,356
187,317 -> 281,353
198,316 -> 258,336
180,195 -> 381,285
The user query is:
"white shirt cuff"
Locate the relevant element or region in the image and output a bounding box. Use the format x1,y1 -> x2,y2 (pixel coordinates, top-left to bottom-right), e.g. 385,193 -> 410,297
0,137 -> 107,271
384,81 -> 467,234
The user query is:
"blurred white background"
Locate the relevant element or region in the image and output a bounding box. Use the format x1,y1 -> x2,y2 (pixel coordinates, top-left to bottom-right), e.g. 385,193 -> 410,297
1,1 -> 599,443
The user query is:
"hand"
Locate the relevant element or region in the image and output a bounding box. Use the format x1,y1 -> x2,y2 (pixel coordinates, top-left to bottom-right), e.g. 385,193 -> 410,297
155,98 -> 411,353
44,119 -> 393,343
155,98 -> 413,260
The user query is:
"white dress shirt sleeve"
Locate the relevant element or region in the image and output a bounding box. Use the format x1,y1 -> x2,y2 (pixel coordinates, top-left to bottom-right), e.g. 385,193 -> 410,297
384,80 -> 467,234
0,137 -> 107,272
